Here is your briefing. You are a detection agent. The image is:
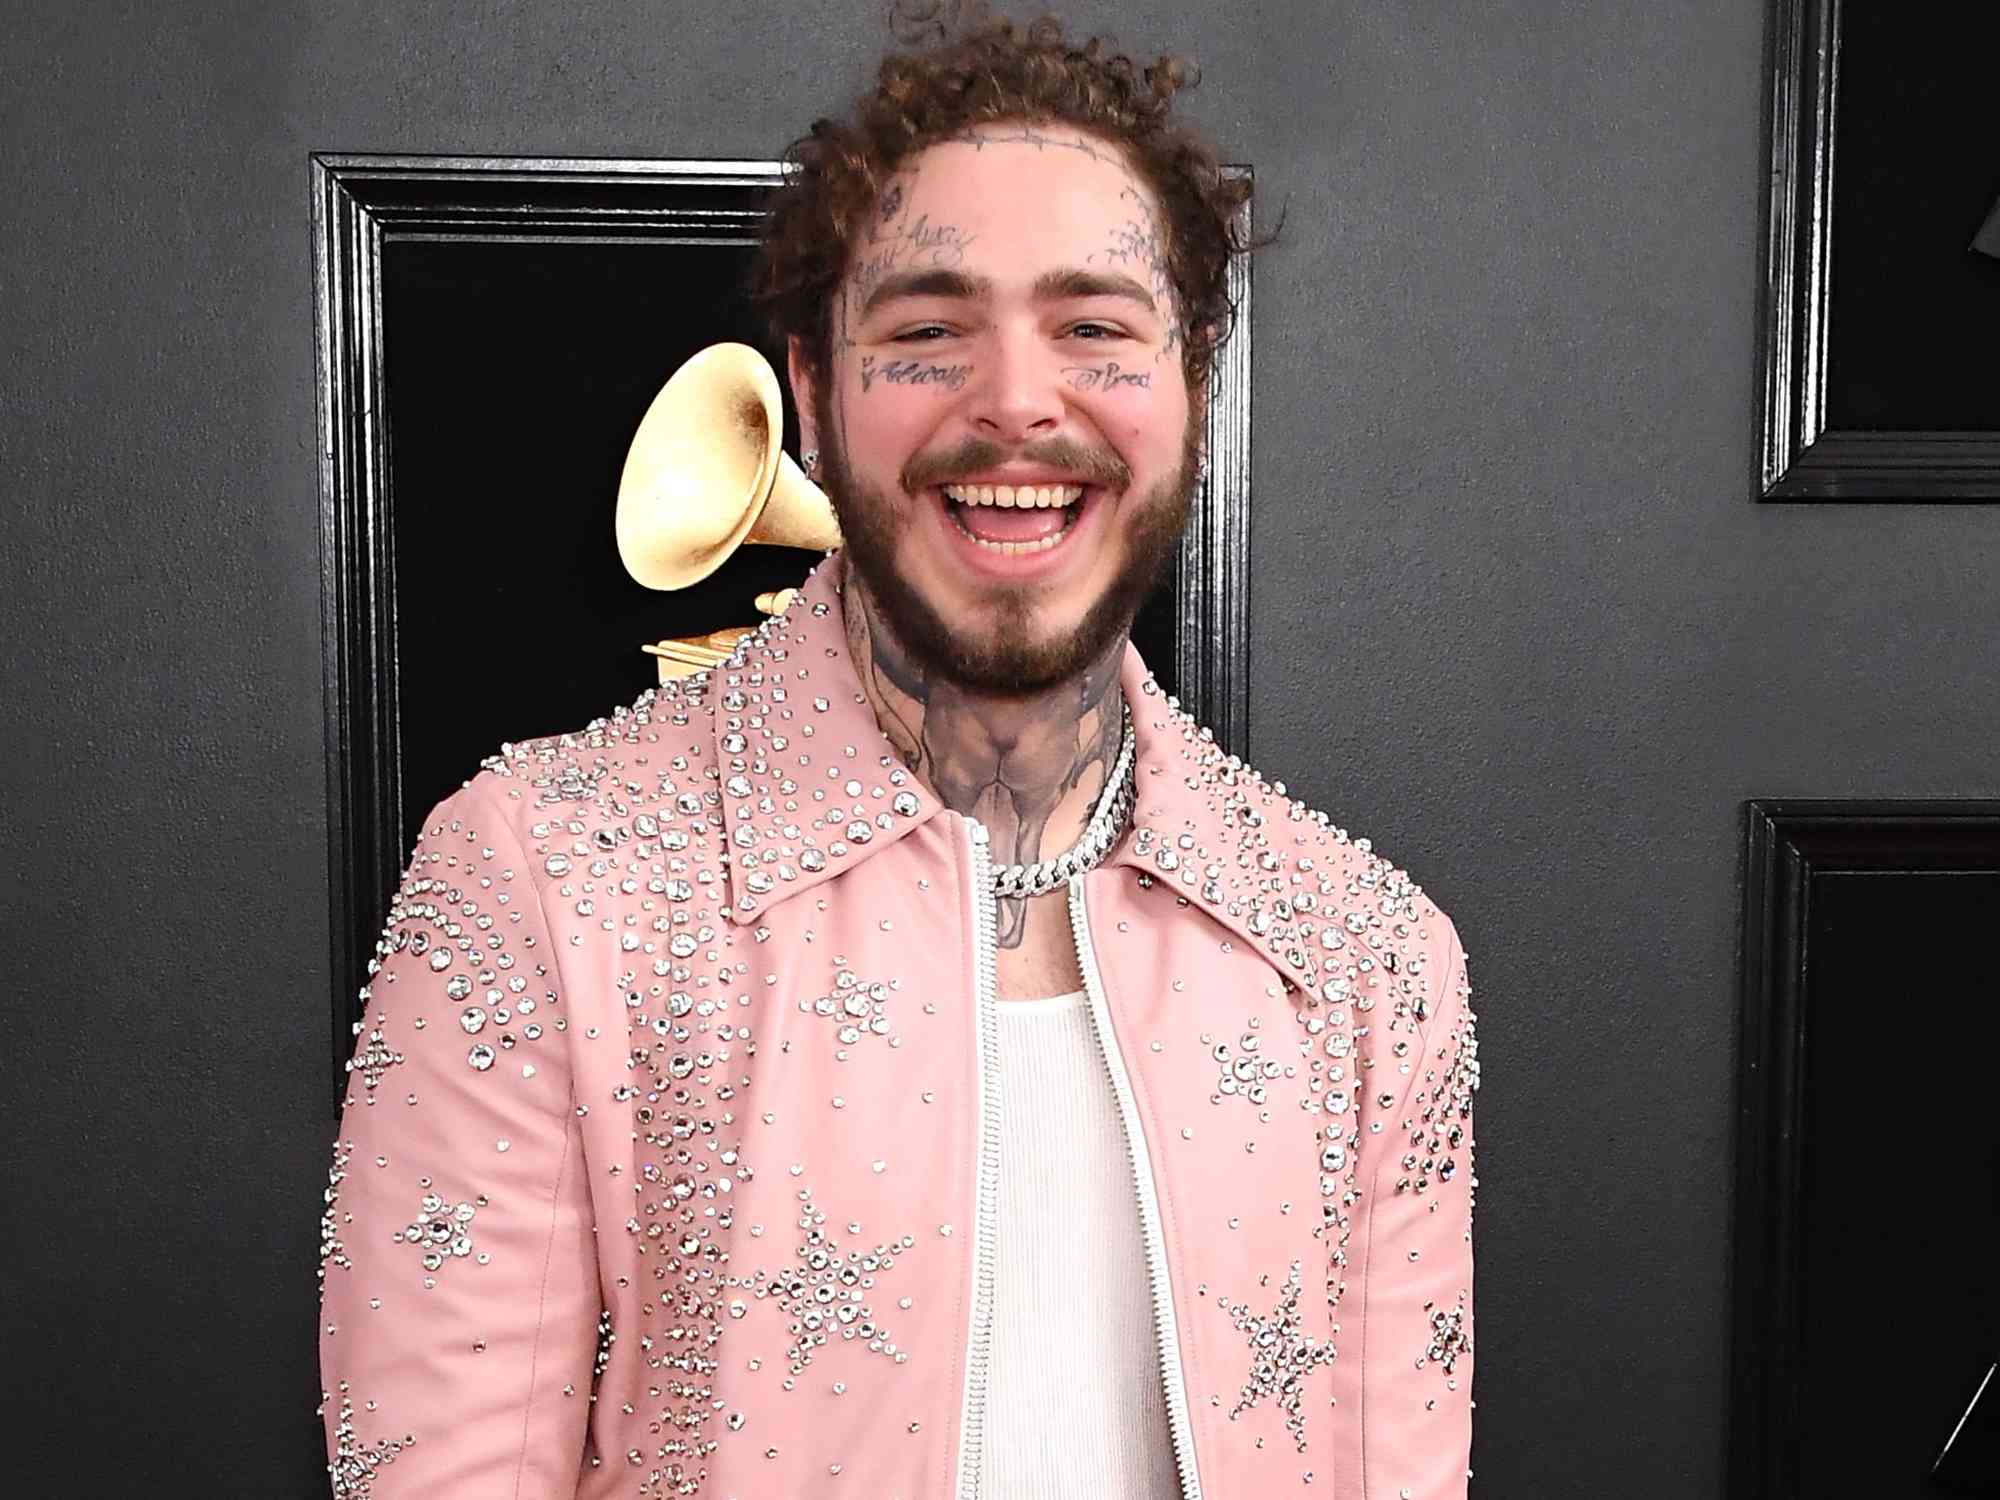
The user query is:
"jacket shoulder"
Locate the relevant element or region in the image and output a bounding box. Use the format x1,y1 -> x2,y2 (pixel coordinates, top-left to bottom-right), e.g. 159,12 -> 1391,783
1144,692 -> 1466,1041
424,675 -> 724,841
1267,768 -> 1462,1035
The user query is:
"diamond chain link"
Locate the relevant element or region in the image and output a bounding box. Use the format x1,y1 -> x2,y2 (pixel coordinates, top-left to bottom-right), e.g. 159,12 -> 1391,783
989,701 -> 1136,901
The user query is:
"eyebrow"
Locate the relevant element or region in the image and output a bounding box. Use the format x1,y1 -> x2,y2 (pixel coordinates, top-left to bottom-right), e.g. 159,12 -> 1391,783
859,268 -> 986,318
857,266 -> 1159,318
1032,268 -> 1158,313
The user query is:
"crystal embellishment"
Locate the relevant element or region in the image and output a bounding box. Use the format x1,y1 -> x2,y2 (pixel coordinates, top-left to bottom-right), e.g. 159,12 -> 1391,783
1214,1260 -> 1334,1453
732,1187 -> 915,1374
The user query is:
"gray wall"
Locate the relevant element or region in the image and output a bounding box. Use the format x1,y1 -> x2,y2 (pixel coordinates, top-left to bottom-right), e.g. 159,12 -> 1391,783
6,0 -> 1994,1492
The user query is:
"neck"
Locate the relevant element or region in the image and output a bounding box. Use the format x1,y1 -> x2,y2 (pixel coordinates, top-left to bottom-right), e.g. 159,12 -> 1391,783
840,564 -> 1127,895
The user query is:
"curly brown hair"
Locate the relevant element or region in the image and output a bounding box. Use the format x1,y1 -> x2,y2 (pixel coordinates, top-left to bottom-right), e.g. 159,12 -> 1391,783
751,13 -> 1258,390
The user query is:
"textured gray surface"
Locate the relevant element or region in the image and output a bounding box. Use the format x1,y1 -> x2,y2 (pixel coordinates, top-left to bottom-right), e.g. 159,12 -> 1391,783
5,0 -> 1997,1491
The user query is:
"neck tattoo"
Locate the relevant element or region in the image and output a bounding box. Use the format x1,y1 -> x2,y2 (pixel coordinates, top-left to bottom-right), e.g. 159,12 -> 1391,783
987,700 -> 1135,898
841,570 -> 1131,948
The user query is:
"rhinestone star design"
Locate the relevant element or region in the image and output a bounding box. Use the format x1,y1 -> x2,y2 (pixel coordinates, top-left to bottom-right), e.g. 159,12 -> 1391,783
345,1021 -> 403,1095
1214,1259 -> 1335,1453
401,1190 -> 480,1278
800,970 -> 899,1053
736,1187 -> 914,1373
326,1390 -> 412,1498
1422,1298 -> 1471,1376
1210,1028 -> 1282,1107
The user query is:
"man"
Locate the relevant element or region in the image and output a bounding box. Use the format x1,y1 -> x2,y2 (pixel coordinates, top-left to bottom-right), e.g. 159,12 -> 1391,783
318,17 -> 1477,1499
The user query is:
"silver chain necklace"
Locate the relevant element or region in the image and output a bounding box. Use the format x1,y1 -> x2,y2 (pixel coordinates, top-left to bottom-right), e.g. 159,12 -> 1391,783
989,699 -> 1137,900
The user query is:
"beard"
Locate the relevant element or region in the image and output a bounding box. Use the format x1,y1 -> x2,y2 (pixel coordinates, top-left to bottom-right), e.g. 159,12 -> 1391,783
815,390 -> 1201,696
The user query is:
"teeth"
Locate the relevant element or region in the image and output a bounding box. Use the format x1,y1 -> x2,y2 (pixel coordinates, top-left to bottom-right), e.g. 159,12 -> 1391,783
941,483 -> 1085,509
945,500 -> 1084,552
964,531 -> 1066,554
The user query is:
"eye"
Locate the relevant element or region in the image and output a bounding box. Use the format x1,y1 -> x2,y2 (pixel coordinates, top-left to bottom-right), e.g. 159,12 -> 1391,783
893,324 -> 955,343
1065,320 -> 1126,341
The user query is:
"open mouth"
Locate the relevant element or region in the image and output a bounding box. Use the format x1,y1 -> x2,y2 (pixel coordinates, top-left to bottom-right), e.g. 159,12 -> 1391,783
936,482 -> 1089,555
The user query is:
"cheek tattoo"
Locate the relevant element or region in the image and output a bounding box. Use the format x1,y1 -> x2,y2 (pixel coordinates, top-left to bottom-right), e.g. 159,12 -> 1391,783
1061,363 -> 1152,392
860,355 -> 975,393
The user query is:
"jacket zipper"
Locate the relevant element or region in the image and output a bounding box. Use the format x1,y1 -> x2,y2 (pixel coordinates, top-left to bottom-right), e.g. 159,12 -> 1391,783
953,820 -> 1003,1500
1069,874 -> 1205,1500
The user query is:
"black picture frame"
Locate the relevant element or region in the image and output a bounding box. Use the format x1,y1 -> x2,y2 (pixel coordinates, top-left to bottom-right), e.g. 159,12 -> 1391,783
310,152 -> 1253,1108
1755,0 -> 2000,500
1729,799 -> 2000,1497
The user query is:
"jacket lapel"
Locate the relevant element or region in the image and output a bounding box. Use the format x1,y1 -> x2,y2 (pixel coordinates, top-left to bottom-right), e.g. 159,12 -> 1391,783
710,558 -> 947,925
1112,650 -> 1378,1005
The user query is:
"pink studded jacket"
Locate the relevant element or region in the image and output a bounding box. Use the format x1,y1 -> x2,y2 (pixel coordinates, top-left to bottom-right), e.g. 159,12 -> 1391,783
318,560 -> 1479,1500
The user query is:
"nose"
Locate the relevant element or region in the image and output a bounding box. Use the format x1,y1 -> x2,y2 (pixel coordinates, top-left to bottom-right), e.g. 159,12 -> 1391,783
965,325 -> 1065,443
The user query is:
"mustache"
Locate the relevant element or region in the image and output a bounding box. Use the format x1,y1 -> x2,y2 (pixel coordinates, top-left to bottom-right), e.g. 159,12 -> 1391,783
901,436 -> 1130,494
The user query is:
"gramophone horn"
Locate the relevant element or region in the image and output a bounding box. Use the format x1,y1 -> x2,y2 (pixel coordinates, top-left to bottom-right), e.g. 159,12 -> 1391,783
614,341 -> 842,591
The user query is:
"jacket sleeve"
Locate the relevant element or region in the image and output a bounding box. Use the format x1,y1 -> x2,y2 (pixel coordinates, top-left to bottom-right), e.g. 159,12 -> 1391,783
317,780 -> 599,1498
1336,916 -> 1480,1498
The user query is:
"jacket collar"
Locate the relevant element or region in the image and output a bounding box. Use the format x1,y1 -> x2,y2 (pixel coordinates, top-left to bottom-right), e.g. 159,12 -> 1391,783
713,558 -> 1358,1000
710,558 -> 944,925
1108,659 -> 1348,1002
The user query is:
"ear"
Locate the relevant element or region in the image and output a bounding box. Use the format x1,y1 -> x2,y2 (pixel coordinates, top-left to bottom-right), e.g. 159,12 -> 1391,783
787,335 -> 821,457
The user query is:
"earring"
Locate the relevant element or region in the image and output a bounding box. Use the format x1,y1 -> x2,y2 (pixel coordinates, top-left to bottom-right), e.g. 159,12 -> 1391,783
802,448 -> 822,482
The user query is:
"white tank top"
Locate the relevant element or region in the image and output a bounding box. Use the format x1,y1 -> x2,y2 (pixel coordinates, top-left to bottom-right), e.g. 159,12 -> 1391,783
981,989 -> 1182,1498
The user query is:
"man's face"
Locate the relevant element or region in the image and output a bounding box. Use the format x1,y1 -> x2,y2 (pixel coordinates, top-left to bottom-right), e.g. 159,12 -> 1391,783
792,123 -> 1202,695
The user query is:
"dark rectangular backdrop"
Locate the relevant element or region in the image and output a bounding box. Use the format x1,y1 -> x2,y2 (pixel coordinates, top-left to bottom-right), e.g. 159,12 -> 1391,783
5,1 -> 1999,1496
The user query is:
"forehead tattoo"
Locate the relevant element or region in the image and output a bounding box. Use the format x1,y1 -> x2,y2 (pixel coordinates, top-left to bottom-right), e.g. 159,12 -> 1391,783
838,134 -> 1180,353
945,121 -> 1125,168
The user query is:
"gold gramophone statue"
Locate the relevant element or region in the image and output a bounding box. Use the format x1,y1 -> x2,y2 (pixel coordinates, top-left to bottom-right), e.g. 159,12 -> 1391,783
615,342 -> 843,680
